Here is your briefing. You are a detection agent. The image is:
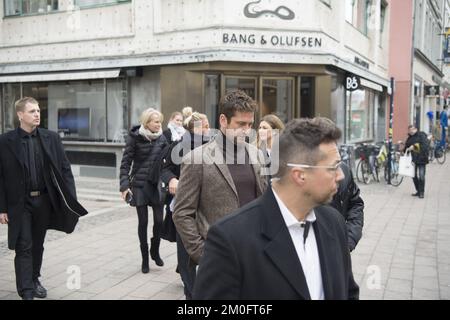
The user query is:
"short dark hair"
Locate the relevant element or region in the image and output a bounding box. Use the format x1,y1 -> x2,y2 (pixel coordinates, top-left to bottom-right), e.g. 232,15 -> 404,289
219,90 -> 257,123
274,117 -> 341,178
15,97 -> 38,113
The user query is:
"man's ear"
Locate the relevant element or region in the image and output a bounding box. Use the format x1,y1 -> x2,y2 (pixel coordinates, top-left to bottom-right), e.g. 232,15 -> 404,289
219,114 -> 228,130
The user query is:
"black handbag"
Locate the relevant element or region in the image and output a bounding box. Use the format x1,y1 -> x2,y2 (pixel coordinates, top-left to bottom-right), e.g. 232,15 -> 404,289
161,210 -> 177,242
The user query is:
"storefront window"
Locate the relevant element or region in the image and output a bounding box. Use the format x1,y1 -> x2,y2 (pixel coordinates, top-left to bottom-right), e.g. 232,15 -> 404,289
204,74 -> 220,130
2,83 -> 21,131
75,0 -> 130,8
107,78 -> 128,142
4,0 -> 59,16
346,88 -> 374,142
48,81 -> 106,141
225,77 -> 257,100
261,78 -> 293,124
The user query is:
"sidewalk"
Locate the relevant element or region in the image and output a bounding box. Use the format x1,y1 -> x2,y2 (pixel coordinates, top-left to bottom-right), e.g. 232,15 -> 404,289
0,160 -> 449,300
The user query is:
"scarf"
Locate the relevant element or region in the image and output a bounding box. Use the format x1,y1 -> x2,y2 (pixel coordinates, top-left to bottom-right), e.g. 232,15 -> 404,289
168,122 -> 185,142
139,125 -> 162,141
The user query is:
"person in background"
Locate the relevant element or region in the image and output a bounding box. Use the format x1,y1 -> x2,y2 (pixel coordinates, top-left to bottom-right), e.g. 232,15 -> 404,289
258,114 -> 285,181
330,163 -> 364,252
440,105 -> 448,148
404,125 -> 429,199
163,111 -> 185,144
161,112 -> 210,300
258,114 -> 285,158
120,108 -> 169,273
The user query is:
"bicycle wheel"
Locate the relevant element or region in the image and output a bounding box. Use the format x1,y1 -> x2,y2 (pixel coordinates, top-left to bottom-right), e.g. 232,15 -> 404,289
436,147 -> 446,164
360,160 -> 372,184
384,160 -> 403,186
356,160 -> 363,183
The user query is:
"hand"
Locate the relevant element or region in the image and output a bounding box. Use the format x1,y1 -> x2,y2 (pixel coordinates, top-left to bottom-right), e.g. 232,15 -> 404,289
0,213 -> 8,225
121,189 -> 131,201
169,178 -> 179,195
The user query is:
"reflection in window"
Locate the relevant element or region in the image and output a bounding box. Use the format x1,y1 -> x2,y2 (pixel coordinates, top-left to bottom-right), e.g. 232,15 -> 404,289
107,79 -> 128,142
205,75 -> 220,130
346,88 -> 374,142
261,79 -> 293,124
48,81 -> 106,141
2,84 -> 21,131
75,0 -> 129,7
225,77 -> 257,100
4,0 -> 58,16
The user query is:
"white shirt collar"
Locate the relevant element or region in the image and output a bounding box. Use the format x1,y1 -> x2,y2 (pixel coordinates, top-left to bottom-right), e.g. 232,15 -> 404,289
272,188 -> 317,228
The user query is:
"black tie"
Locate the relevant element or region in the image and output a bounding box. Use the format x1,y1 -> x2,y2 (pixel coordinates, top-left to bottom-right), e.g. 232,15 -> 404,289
301,221 -> 311,248
27,135 -> 38,190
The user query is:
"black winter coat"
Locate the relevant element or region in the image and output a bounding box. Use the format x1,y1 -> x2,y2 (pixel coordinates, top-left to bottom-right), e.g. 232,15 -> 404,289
405,131 -> 429,165
330,163 -> 364,252
119,126 -> 169,192
0,128 -> 88,250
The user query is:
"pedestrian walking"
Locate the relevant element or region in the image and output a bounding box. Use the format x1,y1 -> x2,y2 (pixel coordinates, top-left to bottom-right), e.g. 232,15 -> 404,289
405,125 -> 429,199
330,163 -> 364,252
119,108 -> 169,273
193,117 -> 359,300
0,97 -> 88,300
161,111 -> 210,300
173,90 -> 267,267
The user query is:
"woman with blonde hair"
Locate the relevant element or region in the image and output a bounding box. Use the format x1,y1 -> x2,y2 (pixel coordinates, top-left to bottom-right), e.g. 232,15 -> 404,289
120,108 -> 169,273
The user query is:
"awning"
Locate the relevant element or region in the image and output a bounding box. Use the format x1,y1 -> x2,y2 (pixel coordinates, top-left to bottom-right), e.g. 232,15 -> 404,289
0,69 -> 121,83
360,78 -> 383,92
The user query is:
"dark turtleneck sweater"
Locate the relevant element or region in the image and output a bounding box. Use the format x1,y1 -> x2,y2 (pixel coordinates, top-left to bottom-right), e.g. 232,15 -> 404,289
220,132 -> 257,207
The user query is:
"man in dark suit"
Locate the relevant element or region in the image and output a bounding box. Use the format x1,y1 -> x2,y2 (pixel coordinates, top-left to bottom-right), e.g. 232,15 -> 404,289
193,117 -> 359,300
0,97 -> 87,300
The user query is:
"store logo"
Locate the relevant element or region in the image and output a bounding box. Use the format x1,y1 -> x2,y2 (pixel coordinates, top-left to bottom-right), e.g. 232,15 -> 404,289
244,0 -> 295,20
345,74 -> 361,91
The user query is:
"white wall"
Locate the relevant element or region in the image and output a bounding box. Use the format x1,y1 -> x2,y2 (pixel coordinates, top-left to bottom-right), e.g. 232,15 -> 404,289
0,0 -> 389,82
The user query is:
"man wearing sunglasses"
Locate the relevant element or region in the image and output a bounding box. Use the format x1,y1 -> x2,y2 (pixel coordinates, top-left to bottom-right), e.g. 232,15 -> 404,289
194,117 -> 359,300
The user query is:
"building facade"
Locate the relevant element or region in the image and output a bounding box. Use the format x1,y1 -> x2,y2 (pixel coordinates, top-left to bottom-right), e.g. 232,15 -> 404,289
390,0 -> 449,142
0,0 -> 391,178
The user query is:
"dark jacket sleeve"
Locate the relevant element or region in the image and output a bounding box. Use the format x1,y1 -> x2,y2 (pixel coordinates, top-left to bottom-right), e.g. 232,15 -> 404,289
193,223 -> 241,300
345,172 -> 364,251
160,140 -> 180,184
119,134 -> 136,192
56,134 -> 76,198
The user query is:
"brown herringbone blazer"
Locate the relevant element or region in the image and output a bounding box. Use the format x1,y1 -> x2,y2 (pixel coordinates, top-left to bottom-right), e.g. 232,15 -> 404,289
173,137 -> 267,264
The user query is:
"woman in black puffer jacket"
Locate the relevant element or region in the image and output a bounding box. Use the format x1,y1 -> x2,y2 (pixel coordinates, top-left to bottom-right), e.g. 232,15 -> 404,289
120,108 -> 169,273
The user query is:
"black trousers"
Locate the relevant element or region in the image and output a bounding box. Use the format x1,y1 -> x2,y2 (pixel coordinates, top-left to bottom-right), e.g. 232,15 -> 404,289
176,232 -> 197,300
136,204 -> 163,245
413,164 -> 426,195
15,194 -> 51,297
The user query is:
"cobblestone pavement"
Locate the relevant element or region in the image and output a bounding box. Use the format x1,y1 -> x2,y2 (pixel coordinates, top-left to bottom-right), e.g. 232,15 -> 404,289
0,159 -> 449,300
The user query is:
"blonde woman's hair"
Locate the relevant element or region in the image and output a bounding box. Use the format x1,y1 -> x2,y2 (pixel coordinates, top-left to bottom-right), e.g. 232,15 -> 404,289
182,106 -> 193,119
139,108 -> 163,125
185,112 -> 207,132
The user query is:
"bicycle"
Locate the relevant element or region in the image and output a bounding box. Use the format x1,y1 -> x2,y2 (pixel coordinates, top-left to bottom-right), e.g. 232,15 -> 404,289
355,143 -> 381,184
428,135 -> 446,165
383,148 -> 404,187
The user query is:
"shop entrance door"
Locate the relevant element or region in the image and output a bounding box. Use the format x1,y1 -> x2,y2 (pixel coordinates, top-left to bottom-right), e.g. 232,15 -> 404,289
260,77 -> 294,124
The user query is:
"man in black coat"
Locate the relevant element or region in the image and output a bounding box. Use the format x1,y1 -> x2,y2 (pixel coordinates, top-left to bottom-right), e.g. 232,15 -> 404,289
0,97 -> 87,300
193,118 -> 359,300
405,125 -> 429,199
330,163 -> 364,252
